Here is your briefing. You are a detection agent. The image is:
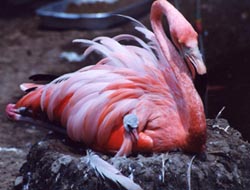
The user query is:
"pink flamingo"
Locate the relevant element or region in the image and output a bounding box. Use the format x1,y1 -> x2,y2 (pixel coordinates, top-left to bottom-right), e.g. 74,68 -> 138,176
6,0 -> 207,156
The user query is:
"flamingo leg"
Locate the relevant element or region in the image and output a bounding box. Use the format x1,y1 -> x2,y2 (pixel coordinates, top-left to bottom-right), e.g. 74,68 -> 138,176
6,104 -> 67,135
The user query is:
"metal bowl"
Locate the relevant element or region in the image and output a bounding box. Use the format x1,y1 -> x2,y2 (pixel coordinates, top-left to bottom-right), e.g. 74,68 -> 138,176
36,0 -> 153,30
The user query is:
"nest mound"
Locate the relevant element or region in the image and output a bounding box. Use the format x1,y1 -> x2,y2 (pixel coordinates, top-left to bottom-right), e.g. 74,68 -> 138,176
14,119 -> 250,190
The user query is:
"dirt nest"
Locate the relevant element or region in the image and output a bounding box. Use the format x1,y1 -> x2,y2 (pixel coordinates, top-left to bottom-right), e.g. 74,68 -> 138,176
13,119 -> 250,190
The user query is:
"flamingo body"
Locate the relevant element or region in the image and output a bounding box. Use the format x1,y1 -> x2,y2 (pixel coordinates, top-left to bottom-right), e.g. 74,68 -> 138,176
6,0 -> 207,156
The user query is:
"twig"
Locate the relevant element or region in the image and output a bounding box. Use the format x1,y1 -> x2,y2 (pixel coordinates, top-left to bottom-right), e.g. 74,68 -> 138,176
212,106 -> 230,133
187,155 -> 196,190
212,124 -> 230,133
215,106 -> 225,120
161,153 -> 169,183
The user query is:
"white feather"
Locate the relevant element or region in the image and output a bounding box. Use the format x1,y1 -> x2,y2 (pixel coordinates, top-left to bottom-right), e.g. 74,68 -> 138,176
86,150 -> 143,190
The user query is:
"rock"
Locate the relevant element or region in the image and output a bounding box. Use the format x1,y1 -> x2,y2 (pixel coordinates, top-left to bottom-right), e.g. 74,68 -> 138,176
14,119 -> 250,190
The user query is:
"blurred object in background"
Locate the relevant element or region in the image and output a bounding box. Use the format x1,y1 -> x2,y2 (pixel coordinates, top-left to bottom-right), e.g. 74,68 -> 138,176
60,51 -> 84,62
68,0 -> 118,4
35,0 -> 153,30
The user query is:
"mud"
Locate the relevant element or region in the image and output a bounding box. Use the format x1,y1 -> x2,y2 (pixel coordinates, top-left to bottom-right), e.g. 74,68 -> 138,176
14,119 -> 250,190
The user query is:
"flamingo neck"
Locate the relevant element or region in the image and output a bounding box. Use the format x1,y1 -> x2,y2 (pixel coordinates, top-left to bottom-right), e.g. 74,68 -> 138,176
150,0 -> 206,152
150,0 -> 190,78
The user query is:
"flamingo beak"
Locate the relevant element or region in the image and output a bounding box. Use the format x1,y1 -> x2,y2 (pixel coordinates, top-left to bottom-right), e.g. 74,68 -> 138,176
181,44 -> 207,79
129,128 -> 139,142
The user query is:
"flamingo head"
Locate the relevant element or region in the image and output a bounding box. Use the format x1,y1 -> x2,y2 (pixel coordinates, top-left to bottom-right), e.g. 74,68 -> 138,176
115,114 -> 139,156
171,29 -> 207,79
123,113 -> 139,143
151,0 -> 207,79
180,39 -> 206,79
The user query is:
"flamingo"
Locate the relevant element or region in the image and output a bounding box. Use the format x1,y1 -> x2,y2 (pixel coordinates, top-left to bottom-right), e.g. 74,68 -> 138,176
6,0 -> 207,157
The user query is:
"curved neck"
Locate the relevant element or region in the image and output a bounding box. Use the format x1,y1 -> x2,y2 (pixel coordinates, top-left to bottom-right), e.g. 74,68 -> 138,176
150,0 -> 206,152
150,0 -> 191,78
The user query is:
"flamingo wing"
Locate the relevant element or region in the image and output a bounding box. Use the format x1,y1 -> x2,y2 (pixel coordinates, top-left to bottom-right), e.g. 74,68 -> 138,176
6,0 -> 207,156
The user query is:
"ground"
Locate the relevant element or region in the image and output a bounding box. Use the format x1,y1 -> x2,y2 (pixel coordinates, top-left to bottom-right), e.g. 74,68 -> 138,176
0,0 -> 250,189
12,119 -> 250,190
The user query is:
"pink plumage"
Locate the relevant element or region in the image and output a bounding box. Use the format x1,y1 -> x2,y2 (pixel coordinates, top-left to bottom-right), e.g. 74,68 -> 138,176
6,0 -> 207,156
